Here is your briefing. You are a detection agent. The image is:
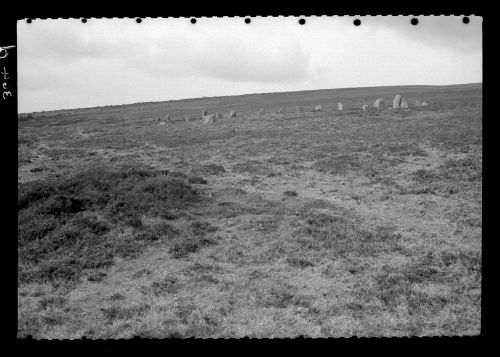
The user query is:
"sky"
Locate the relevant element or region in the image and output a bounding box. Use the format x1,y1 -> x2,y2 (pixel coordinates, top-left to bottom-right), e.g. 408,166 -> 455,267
17,16 -> 482,113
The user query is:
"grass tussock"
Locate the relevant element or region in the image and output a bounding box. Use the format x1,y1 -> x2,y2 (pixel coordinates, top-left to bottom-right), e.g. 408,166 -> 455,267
292,212 -> 403,258
101,303 -> 151,323
188,176 -> 208,184
403,156 -> 482,195
208,199 -> 277,220
142,276 -> 181,296
18,136 -> 35,145
232,160 -> 279,177
356,248 -> 481,335
286,256 -> 315,268
191,164 -> 226,176
377,142 -> 429,158
168,221 -> 218,259
313,154 -> 362,176
211,201 -> 247,219
254,215 -> 282,233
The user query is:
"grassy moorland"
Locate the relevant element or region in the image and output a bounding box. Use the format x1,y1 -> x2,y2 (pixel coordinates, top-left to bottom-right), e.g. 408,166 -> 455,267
18,83 -> 481,338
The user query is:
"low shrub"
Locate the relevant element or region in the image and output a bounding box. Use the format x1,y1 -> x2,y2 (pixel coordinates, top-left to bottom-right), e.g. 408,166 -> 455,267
188,176 -> 208,184
286,256 -> 314,268
293,213 -> 402,258
191,164 -> 226,176
169,236 -> 217,259
191,221 -> 218,236
18,164 -> 198,285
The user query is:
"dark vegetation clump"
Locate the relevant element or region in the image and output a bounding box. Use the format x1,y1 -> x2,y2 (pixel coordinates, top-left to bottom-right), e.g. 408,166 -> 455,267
191,221 -> 218,236
383,143 -> 429,158
167,221 -> 218,259
232,160 -> 277,177
143,276 -> 181,296
105,174 -> 199,224
188,176 -> 208,184
159,209 -> 186,221
163,170 -> 187,179
38,295 -> 68,309
136,222 -> 179,242
18,164 -> 200,285
412,169 -> 440,184
109,293 -> 126,301
404,157 -> 481,195
370,248 -> 481,318
211,201 -> 247,219
313,154 -> 362,176
440,157 -> 482,182
169,236 -> 218,259
254,216 -> 281,233
283,190 -> 298,197
17,313 -> 43,338
286,256 -> 314,268
18,136 -> 34,145
101,304 -> 151,322
293,213 -> 403,258
87,271 -> 108,282
192,164 -> 226,176
257,285 -> 307,309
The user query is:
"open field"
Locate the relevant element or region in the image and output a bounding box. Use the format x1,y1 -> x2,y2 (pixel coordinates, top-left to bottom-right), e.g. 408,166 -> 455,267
18,83 -> 482,338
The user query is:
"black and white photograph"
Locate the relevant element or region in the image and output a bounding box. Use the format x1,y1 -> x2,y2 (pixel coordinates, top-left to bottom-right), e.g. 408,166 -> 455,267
16,16 -> 482,338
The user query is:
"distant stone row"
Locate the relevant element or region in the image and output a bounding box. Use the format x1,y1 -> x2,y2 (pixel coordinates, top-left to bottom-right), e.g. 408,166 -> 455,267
18,112 -> 77,121
369,95 -> 429,110
155,94 -> 430,125
18,113 -> 35,121
200,110 -> 237,124
154,110 -> 238,125
253,96 -> 429,117
258,96 -> 429,115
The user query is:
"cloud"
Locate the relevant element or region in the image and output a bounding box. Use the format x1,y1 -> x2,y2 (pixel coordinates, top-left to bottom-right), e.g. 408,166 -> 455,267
18,19 -> 312,85
364,16 -> 482,54
130,39 -> 310,84
17,20 -> 133,61
124,24 -> 311,84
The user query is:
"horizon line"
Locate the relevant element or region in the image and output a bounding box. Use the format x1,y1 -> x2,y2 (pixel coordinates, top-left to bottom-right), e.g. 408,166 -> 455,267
21,82 -> 482,114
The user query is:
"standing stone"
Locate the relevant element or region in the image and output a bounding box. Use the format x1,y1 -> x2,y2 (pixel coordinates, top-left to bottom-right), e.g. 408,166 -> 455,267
374,98 -> 385,109
202,110 -> 208,117
337,102 -> 343,111
203,114 -> 216,124
393,95 -> 402,108
362,105 -> 368,111
229,110 -> 237,118
401,100 -> 409,109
